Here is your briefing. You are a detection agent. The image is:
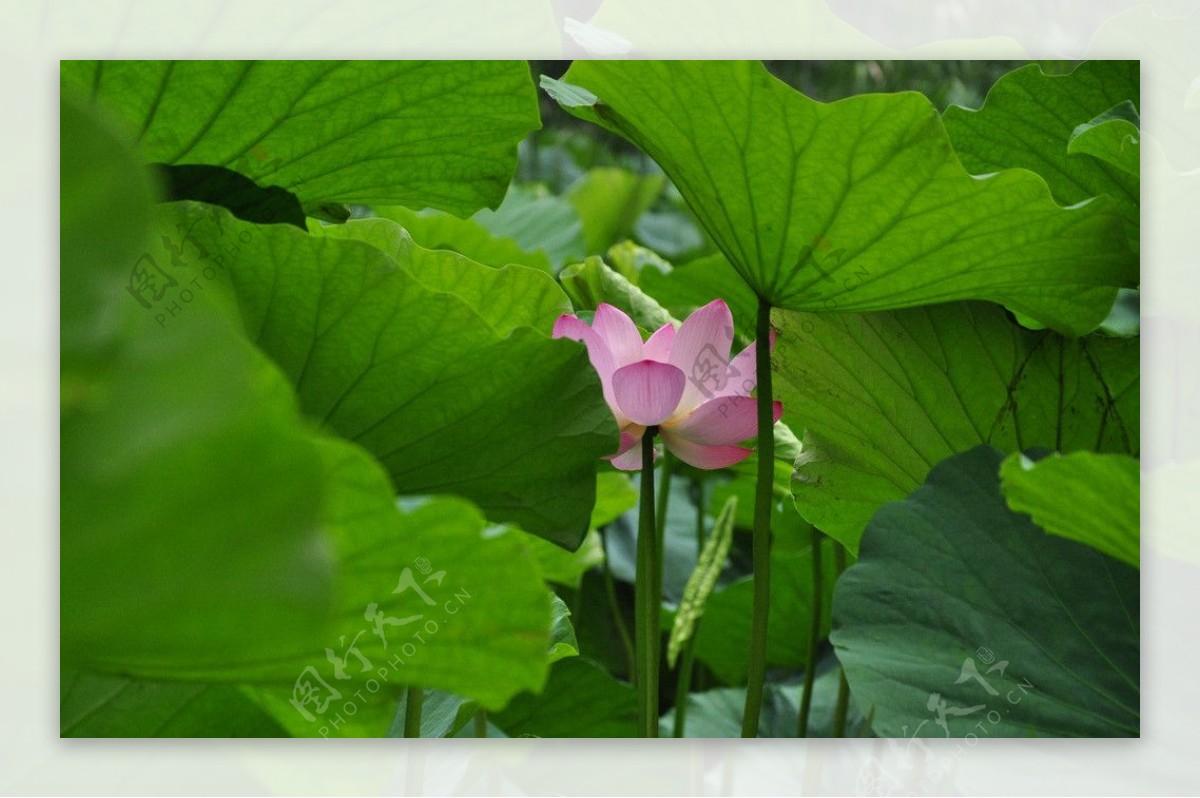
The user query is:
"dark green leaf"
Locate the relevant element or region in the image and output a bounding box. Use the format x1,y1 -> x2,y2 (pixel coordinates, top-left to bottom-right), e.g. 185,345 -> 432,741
831,446 -> 1139,737
491,658 -> 637,738
520,473 -> 634,589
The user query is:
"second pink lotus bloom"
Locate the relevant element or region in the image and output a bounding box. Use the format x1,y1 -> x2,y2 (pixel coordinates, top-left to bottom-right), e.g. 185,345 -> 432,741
553,299 -> 782,471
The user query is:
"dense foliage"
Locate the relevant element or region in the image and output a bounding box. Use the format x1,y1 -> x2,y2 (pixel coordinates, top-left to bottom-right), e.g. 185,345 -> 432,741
60,59 -> 1138,738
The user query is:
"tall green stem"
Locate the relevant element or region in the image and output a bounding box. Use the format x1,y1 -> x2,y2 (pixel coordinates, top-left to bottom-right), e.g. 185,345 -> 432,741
636,429 -> 661,737
741,298 -> 775,738
831,544 -> 851,737
797,527 -> 824,737
654,449 -> 672,651
403,686 -> 423,738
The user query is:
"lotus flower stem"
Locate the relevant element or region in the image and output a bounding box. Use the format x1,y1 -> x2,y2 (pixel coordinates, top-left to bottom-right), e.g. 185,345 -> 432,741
552,299 -> 781,737
797,527 -> 824,737
742,298 -> 775,738
636,427 -> 661,737
403,686 -> 423,738
654,449 -> 672,655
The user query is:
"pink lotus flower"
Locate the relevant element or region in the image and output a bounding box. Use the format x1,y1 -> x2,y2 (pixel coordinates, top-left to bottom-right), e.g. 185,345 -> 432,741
553,299 -> 782,471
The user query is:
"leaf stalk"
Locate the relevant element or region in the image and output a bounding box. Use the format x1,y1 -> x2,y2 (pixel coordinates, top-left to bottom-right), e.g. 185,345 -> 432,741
742,298 -> 775,737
